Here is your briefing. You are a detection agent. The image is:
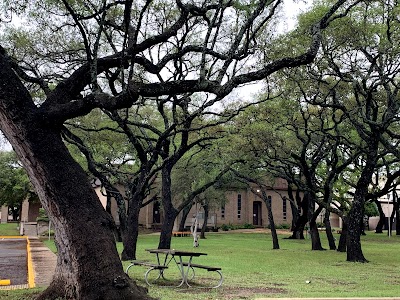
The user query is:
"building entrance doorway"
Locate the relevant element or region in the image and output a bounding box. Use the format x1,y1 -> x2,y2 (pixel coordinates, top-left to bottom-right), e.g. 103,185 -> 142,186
253,201 -> 262,226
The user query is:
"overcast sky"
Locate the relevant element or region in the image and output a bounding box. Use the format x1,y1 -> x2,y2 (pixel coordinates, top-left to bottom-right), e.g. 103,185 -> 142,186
0,0 -> 312,152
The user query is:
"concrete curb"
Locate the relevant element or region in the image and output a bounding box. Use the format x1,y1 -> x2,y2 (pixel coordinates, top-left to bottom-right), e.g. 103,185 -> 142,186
255,297 -> 400,300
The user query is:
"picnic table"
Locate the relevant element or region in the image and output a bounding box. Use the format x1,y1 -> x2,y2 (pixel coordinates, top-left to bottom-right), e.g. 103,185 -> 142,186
126,248 -> 223,288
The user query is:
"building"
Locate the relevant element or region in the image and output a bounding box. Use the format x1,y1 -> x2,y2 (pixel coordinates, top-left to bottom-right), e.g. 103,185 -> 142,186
17,177 -> 296,233
180,178 -> 295,230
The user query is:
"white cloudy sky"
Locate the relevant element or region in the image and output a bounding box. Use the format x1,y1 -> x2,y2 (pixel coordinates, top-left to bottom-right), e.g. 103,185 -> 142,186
0,0 -> 312,151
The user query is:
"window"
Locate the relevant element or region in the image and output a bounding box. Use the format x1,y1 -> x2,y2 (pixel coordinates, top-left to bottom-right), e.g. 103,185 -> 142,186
221,205 -> 225,219
237,194 -> 242,219
283,197 -> 287,220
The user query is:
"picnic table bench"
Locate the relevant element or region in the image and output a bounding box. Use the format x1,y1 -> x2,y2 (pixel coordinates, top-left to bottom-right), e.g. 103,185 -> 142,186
181,262 -> 223,288
125,249 -> 223,288
125,261 -> 169,286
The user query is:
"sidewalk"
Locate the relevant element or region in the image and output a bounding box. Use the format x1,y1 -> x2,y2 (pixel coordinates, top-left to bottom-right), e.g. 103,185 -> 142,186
29,237 -> 57,287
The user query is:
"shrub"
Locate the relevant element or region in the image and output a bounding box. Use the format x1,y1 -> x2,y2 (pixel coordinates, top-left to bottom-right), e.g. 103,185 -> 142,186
220,224 -> 230,231
266,223 -> 291,229
36,208 -> 49,222
242,223 -> 255,229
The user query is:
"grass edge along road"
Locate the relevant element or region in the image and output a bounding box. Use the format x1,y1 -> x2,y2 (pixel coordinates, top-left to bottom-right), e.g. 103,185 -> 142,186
1,224 -> 400,300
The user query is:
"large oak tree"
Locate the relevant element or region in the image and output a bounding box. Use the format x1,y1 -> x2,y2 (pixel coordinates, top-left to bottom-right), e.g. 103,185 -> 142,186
0,0 -> 357,299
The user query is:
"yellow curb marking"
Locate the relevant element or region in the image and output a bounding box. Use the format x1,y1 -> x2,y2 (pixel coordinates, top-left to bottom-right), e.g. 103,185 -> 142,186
0,235 -> 35,288
26,237 -> 36,288
0,279 -> 11,286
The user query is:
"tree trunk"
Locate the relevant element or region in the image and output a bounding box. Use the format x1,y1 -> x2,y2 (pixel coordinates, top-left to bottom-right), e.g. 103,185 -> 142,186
324,210 -> 336,250
374,199 -> 385,233
6,132 -> 151,299
347,176 -> 372,262
337,218 -> 347,252
0,54 -> 153,300
288,214 -> 307,239
158,165 -> 178,249
389,206 -> 395,237
11,206 -> 19,221
309,205 -> 324,251
106,193 -> 112,214
394,197 -> 400,235
121,194 -> 142,261
287,185 -> 299,231
178,203 -> 192,231
200,204 -> 209,239
158,206 -> 178,249
261,190 -> 279,249
288,194 -> 308,239
289,200 -> 299,232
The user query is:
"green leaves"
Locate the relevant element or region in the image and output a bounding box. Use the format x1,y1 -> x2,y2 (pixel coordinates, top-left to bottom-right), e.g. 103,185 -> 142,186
0,151 -> 34,208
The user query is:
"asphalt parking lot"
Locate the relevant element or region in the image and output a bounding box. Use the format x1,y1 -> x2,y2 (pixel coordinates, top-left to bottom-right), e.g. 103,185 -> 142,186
0,238 -> 28,286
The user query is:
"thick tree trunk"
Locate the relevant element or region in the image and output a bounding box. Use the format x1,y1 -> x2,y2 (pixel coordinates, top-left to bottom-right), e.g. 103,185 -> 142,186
324,210 -> 336,250
121,195 -> 142,261
309,205 -> 324,251
288,214 -> 307,239
346,166 -> 375,262
346,138 -> 379,263
346,198 -> 368,262
337,218 -> 347,252
0,55 -> 152,300
288,195 -> 308,239
200,204 -> 209,239
7,132 -> 152,299
158,207 -> 178,249
158,165 -> 178,249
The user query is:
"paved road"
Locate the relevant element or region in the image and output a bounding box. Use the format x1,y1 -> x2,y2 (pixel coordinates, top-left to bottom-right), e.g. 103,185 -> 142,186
0,236 -> 56,290
0,238 -> 27,285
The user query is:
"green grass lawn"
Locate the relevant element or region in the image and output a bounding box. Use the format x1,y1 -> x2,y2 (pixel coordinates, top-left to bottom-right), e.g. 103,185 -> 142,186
123,231 -> 400,299
0,222 -> 20,236
1,230 -> 400,299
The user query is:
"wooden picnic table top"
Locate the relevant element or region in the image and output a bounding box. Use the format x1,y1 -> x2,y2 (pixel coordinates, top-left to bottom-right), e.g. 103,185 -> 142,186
146,248 -> 207,257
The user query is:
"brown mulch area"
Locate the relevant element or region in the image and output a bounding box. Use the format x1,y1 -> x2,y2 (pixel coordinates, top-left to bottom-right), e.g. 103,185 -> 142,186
177,286 -> 287,299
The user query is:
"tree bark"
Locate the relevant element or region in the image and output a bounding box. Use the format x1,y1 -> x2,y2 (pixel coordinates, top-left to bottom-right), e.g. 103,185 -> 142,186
158,165 -> 178,249
394,196 -> 400,235
261,190 -> 279,249
346,197 -> 368,262
324,210 -> 336,250
309,205 -> 325,251
288,194 -> 308,239
337,218 -> 347,252
287,185 -> 300,231
346,159 -> 374,262
0,53 -> 152,300
178,203 -> 192,232
121,193 -> 142,261
200,204 -> 209,239
374,199 -> 385,233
